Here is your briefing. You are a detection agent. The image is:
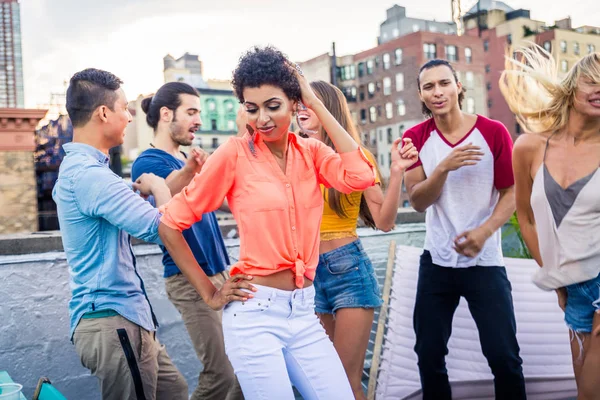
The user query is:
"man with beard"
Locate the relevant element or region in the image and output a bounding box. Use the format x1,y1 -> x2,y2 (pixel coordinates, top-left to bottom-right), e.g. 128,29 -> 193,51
131,82 -> 243,400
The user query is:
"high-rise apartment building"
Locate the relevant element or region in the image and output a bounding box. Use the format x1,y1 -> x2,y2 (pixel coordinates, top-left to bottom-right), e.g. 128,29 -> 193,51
0,0 -> 23,108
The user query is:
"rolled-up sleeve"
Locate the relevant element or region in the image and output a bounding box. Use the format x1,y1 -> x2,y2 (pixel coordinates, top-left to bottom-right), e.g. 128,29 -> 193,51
160,138 -> 238,231
311,140 -> 376,194
74,165 -> 163,244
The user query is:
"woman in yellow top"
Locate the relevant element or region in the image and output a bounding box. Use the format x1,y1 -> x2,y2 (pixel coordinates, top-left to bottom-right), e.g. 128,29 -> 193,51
297,81 -> 418,399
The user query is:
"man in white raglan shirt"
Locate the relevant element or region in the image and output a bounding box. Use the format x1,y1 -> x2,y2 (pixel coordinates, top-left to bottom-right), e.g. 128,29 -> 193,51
402,59 -> 526,400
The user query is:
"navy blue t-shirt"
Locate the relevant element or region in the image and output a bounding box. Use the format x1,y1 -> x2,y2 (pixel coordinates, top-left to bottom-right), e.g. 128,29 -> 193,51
131,148 -> 229,278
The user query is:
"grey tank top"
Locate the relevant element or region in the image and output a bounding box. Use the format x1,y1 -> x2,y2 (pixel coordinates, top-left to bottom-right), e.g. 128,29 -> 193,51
530,133 -> 600,290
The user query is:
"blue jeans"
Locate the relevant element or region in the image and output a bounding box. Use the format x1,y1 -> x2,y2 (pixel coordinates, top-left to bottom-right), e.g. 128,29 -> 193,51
314,239 -> 383,314
222,284 -> 353,400
564,273 -> 600,333
413,251 -> 526,400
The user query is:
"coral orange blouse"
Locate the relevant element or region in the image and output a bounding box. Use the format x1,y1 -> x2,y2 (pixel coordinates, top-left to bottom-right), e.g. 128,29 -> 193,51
160,132 -> 375,288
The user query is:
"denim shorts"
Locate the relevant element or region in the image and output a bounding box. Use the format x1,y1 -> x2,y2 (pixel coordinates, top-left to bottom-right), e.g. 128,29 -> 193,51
564,273 -> 600,333
314,240 -> 383,314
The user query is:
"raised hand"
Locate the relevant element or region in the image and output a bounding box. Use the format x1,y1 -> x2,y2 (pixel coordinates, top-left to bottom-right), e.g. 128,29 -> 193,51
439,143 -> 484,173
288,62 -> 321,110
391,138 -> 419,173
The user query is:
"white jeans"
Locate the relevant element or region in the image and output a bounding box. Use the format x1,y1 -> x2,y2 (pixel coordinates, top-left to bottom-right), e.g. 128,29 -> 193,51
222,284 -> 354,400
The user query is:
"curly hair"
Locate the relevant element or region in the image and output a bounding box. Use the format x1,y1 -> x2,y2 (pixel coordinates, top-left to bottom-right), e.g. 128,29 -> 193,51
232,46 -> 301,103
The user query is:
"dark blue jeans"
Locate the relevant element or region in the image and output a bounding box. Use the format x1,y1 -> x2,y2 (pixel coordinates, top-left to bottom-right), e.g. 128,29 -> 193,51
413,251 -> 526,400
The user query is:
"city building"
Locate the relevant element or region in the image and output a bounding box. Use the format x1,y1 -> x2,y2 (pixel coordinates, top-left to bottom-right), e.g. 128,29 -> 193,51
123,53 -> 239,157
533,19 -> 600,79
0,108 -> 47,234
352,31 -> 487,182
0,0 -> 23,108
379,4 -> 456,44
463,2 -> 600,140
163,52 -> 208,89
194,87 -> 238,152
300,21 -> 488,207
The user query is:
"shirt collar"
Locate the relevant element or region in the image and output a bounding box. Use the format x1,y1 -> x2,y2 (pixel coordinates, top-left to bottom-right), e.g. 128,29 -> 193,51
63,142 -> 110,166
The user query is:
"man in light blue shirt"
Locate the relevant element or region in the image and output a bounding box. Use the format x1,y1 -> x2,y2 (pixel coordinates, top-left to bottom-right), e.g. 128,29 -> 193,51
53,68 -> 188,400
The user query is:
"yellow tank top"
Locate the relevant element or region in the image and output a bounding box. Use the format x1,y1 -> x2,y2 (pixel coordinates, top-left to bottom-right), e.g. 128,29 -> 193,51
320,152 -> 380,241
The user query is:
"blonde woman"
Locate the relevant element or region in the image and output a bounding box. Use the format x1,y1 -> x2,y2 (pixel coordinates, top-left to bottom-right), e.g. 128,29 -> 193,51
502,47 -> 600,399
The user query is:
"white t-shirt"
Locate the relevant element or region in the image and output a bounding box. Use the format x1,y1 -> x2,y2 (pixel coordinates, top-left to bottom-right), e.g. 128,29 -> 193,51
403,115 -> 514,268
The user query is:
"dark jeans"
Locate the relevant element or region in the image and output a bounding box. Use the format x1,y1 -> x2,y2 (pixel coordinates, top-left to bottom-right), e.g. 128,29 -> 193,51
413,251 -> 526,400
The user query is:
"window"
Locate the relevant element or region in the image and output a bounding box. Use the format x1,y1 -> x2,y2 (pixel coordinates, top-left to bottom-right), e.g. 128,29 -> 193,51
380,154 -> 385,165
574,42 -> 580,55
396,73 -> 404,91
368,82 -> 375,98
483,40 -> 489,52
211,119 -> 217,130
343,86 -> 357,102
485,64 -> 491,73
358,62 -> 365,77
487,99 -> 492,108
227,120 -> 235,130
466,97 -> 475,113
196,137 -> 203,148
387,128 -> 393,144
507,34 -> 512,45
423,43 -> 436,60
397,99 -> 406,116
338,65 -> 356,81
383,77 -> 392,95
360,109 -> 367,124
395,48 -> 403,65
515,123 -> 522,135
403,200 -> 410,208
445,45 -> 458,62
212,138 -> 219,148
388,152 -> 392,167
385,102 -> 393,119
465,71 -> 474,88
560,40 -> 567,53
588,44 -> 596,54
429,26 -> 438,33
378,130 -> 382,141
543,41 -> 551,52
369,106 -> 377,123
367,59 -> 374,75
393,28 -> 399,38
486,82 -> 492,91
412,24 -> 420,32
561,60 -> 568,72
208,101 -> 216,111
225,101 -> 234,111
465,47 -> 472,64
383,53 -> 391,70
359,86 -> 365,101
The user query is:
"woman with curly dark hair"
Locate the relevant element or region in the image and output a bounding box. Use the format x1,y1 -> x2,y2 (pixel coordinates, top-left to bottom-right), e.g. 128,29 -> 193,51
158,46 -> 377,399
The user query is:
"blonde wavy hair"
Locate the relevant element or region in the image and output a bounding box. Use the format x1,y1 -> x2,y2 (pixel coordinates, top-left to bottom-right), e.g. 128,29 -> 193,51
499,43 -> 600,134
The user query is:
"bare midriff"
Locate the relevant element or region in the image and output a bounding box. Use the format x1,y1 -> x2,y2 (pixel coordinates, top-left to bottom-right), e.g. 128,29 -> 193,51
251,269 -> 314,291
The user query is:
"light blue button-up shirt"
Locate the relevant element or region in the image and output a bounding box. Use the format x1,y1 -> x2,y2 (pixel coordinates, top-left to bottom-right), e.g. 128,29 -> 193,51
53,142 -> 163,339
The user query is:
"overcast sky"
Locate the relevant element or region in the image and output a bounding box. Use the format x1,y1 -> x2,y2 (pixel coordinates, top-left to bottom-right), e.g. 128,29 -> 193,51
20,0 -> 600,107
